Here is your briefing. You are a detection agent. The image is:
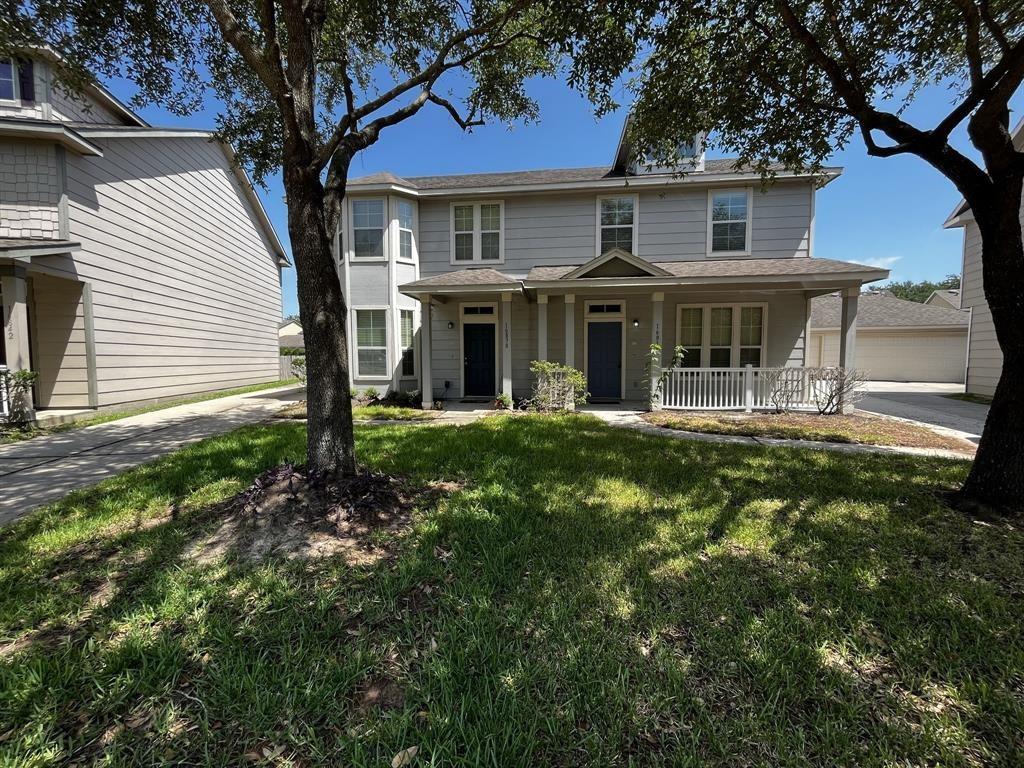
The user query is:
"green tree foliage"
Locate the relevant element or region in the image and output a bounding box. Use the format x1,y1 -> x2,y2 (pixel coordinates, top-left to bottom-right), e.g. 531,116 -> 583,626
555,0 -> 1024,511
870,275 -> 961,304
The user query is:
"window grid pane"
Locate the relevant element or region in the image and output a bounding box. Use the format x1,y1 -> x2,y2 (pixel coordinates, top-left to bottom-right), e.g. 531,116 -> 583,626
710,191 -> 748,253
709,348 -> 732,368
600,226 -> 633,254
400,230 -> 413,261
600,197 -> 634,226
678,308 -> 703,347
397,200 -> 414,229
358,349 -> 387,377
356,310 -> 387,347
480,204 -> 501,231
354,229 -> 383,259
454,205 -> 474,232
739,348 -> 761,367
353,199 -> 384,228
400,309 -> 415,376
740,306 -> 763,346
681,348 -> 702,368
0,59 -> 14,100
454,232 -> 474,261
709,308 -> 732,347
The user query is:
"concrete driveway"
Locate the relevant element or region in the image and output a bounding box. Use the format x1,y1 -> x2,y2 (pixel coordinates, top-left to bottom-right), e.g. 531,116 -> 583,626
0,385 -> 304,525
859,382 -> 989,443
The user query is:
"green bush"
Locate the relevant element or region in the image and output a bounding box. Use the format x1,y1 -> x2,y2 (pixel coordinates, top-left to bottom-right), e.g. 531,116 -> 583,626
528,361 -> 588,411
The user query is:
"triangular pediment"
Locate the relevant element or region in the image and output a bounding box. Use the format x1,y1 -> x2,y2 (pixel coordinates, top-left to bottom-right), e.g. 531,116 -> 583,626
563,248 -> 671,279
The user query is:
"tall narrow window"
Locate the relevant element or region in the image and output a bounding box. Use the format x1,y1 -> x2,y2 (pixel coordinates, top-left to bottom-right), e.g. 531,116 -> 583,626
708,307 -> 733,367
677,307 -> 703,368
0,59 -> 17,101
598,196 -> 636,254
355,309 -> 388,377
739,306 -> 763,367
709,190 -> 749,254
400,309 -> 415,377
397,199 -> 415,262
450,202 -> 503,264
352,199 -> 385,259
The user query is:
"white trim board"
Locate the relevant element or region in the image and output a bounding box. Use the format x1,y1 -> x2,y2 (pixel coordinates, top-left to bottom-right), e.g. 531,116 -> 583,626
458,301 -> 500,398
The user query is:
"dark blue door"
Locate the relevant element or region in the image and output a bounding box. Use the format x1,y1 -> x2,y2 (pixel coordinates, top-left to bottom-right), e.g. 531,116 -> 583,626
588,321 -> 622,400
463,324 -> 496,397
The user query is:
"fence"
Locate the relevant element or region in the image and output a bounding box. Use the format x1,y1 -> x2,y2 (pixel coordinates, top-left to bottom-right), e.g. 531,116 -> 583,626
660,365 -> 821,411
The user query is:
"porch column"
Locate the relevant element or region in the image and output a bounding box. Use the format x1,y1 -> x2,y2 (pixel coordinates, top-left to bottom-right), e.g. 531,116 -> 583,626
419,297 -> 433,409
537,293 -> 548,361
1,266 -> 34,418
501,293 -> 513,398
649,292 -> 664,409
838,287 -> 858,414
564,294 -> 575,368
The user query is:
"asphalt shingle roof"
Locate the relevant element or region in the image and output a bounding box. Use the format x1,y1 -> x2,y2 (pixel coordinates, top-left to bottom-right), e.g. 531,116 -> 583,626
401,267 -> 518,289
810,293 -> 969,329
527,257 -> 885,281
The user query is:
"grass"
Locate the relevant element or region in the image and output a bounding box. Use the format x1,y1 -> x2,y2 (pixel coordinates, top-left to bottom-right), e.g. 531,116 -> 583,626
0,379 -> 300,445
643,410 -> 974,453
276,400 -> 436,421
1,416 -> 1021,765
945,392 -> 993,406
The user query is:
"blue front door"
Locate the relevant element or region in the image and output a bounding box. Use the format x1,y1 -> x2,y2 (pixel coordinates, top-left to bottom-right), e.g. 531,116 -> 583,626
463,323 -> 496,397
588,321 -> 622,400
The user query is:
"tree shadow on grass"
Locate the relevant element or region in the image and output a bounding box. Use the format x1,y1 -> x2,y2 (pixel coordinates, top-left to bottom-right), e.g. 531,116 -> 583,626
2,415 -> 1020,765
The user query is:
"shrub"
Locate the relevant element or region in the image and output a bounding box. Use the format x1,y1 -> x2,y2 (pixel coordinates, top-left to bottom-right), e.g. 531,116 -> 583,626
528,361 -> 588,411
495,392 -> 514,410
809,367 -> 868,415
363,386 -> 380,402
645,344 -> 686,411
290,356 -> 306,383
1,368 -> 38,424
279,346 -> 304,356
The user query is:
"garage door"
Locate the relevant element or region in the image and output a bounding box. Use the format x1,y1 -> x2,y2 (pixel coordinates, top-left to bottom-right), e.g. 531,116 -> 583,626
809,330 -> 967,382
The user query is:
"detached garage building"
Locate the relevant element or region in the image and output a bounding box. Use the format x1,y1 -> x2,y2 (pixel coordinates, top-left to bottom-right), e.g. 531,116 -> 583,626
809,293 -> 969,382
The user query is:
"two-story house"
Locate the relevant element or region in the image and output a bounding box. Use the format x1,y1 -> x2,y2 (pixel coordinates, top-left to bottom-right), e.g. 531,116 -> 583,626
340,126 -> 888,409
0,51 -> 288,420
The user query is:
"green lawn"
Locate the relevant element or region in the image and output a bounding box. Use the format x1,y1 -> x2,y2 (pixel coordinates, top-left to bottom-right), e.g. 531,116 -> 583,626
276,401 -> 435,421
945,392 -> 994,406
2,416 -> 1021,766
0,379 -> 300,445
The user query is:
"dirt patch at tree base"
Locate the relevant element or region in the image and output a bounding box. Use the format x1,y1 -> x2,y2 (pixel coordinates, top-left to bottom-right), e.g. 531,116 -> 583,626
187,465 -> 439,565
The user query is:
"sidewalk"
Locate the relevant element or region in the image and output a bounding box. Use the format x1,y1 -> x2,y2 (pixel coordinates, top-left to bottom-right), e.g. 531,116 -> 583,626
0,385 -> 304,525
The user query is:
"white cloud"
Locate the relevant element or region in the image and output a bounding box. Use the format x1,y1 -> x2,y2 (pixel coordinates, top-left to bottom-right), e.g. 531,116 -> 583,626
860,255 -> 902,271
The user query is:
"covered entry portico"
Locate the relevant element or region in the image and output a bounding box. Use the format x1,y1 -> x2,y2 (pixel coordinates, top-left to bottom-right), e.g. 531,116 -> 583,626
399,252 -> 887,412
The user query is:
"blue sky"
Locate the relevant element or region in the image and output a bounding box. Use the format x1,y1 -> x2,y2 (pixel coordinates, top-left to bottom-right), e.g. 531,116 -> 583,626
112,74 -> 1022,318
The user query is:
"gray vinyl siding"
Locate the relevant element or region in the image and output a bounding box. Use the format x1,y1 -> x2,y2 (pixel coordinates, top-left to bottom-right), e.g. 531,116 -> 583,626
961,220 -> 1001,396
416,180 -> 813,276
0,140 -> 61,239
49,83 -> 125,125
29,273 -> 90,407
36,135 -> 283,407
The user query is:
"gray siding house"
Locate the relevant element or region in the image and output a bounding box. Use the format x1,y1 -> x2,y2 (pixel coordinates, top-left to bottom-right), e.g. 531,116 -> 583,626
341,127 -> 888,409
1,52 -> 288,418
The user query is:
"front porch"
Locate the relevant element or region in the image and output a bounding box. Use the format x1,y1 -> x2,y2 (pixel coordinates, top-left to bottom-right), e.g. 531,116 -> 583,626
399,253 -> 883,413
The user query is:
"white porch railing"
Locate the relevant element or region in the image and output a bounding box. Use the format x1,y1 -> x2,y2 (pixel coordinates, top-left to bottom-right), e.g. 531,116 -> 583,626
0,365 -> 9,420
660,365 -> 820,411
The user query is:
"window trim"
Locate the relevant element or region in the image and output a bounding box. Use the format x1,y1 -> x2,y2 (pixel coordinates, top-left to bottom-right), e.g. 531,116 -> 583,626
398,307 -> 417,380
706,187 -> 753,257
595,193 -> 640,257
675,303 -> 768,369
350,197 -> 388,262
393,197 -> 417,264
0,57 -> 19,104
352,306 -> 392,381
449,201 -> 505,265
585,299 -> 626,318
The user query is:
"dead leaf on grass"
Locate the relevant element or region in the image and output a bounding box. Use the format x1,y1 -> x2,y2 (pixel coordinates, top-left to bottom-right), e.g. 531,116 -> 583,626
392,745 -> 419,767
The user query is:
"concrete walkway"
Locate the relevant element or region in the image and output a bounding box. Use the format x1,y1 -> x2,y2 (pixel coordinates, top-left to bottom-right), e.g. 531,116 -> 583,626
0,385 -> 304,525
860,382 -> 988,443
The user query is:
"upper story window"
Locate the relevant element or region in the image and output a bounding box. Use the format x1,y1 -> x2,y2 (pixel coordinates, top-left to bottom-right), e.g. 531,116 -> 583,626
0,59 -> 18,102
451,201 -> 503,264
396,199 -> 415,262
597,195 -> 637,255
708,189 -> 751,255
352,199 -> 385,260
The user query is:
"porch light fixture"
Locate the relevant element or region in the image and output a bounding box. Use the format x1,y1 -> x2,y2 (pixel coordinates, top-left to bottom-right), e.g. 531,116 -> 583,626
632,318 -> 640,328
447,321 -> 455,330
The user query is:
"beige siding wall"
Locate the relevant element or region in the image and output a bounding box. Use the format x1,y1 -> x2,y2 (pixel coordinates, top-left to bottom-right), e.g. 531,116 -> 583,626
49,83 -> 125,125
0,140 -> 61,239
29,274 -> 91,407
961,221 -> 1002,396
37,135 -> 283,407
810,328 -> 967,382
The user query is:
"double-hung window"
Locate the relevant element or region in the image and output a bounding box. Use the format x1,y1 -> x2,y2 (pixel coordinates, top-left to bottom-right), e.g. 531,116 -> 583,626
451,202 -> 503,264
0,59 -> 17,102
708,189 -> 751,255
352,199 -> 385,259
397,199 -> 415,262
400,309 -> 415,377
739,306 -> 763,367
676,304 -> 766,369
597,195 -> 637,255
708,307 -> 733,367
677,307 -> 703,368
355,309 -> 388,378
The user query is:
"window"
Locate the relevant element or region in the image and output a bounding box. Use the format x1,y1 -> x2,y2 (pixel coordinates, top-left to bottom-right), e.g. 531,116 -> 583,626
451,202 -> 503,264
739,306 -> 763,367
677,304 -> 766,369
397,199 -> 415,262
463,306 -> 495,316
677,307 -> 703,368
709,189 -> 750,254
587,303 -> 623,315
598,196 -> 636,255
0,59 -> 17,102
355,309 -> 388,377
400,309 -> 415,377
352,199 -> 385,259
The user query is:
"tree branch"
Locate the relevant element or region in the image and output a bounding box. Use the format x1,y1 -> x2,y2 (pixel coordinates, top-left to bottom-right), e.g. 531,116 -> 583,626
426,92 -> 484,129
953,0 -> 985,90
978,0 -> 1011,54
203,0 -> 285,94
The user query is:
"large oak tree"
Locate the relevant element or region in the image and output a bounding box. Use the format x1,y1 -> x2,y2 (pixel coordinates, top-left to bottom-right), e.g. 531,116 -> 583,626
2,0 -> 550,476
557,0 -> 1024,510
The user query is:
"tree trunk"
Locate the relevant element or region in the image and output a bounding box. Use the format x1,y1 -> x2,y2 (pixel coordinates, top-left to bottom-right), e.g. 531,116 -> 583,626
284,165 -> 356,478
957,183 -> 1024,511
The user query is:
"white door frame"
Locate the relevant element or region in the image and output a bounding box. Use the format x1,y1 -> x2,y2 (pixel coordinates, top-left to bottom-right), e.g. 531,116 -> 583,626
458,301 -> 499,398
583,299 -> 627,400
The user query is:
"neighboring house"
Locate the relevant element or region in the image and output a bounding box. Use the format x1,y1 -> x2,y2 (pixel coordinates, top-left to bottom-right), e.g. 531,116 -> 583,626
339,124 -> 889,410
0,52 -> 288,419
809,293 -> 968,382
278,319 -> 304,350
944,118 -> 1022,397
924,288 -> 961,309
